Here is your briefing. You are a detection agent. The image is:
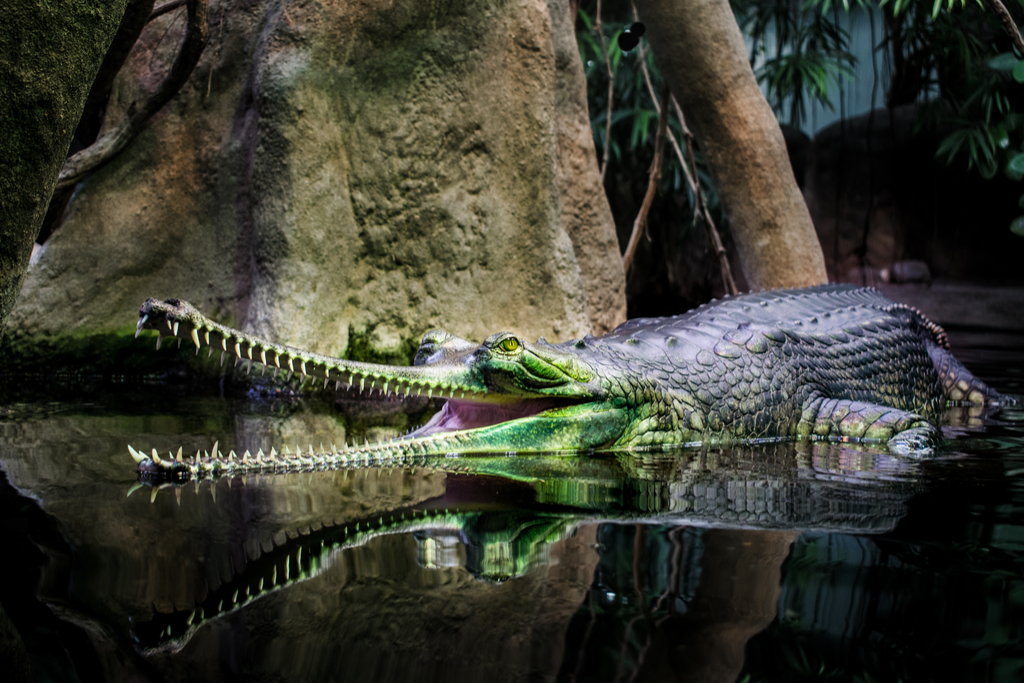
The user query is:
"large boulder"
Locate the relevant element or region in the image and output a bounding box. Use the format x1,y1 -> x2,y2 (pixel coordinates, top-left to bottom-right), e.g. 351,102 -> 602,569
3,0 -> 625,374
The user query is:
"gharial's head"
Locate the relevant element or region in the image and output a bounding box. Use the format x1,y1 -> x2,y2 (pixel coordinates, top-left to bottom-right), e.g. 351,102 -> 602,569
412,328 -> 598,398
132,299 -> 628,473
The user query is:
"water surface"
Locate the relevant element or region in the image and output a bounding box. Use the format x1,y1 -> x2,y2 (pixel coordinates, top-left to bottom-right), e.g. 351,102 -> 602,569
0,331 -> 1022,682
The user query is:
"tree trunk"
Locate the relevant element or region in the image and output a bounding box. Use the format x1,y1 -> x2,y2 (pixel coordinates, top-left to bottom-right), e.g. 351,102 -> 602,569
0,0 -> 129,336
633,0 -> 828,291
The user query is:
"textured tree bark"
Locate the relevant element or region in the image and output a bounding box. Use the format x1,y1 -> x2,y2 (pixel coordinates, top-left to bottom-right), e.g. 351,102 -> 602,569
633,0 -> 828,291
0,0 -> 129,336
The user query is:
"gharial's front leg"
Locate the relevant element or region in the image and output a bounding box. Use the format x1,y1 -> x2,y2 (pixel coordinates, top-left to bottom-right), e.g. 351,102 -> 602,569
796,395 -> 940,456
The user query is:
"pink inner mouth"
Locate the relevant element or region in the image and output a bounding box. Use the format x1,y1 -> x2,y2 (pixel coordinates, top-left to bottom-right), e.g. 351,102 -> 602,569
406,399 -> 565,438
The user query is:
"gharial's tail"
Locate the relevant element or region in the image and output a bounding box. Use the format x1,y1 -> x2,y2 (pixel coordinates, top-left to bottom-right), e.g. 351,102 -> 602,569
886,302 -> 999,405
927,344 -> 1000,404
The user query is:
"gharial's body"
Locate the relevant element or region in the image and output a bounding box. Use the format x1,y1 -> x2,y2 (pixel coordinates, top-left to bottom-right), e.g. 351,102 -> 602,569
131,284 -> 999,476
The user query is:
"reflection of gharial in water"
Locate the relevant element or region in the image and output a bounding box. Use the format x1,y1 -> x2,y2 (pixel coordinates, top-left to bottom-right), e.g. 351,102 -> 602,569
129,443 -> 917,652
131,285 -> 1002,477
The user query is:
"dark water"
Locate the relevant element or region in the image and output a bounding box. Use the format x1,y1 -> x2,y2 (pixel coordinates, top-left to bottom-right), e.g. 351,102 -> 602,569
1,331 -> 1022,683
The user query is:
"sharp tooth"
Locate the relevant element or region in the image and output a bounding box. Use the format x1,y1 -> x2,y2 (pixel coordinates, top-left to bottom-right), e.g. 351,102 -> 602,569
243,450 -> 251,462
383,381 -> 389,394
127,445 -> 146,464
186,609 -> 195,626
173,321 -> 179,336
166,319 -> 173,331
135,314 -> 148,337
176,447 -> 183,463
301,361 -> 307,376
151,488 -> 159,504
461,391 -> 465,399
324,377 -> 329,389
220,350 -> 226,366
235,342 -> 242,359
270,447 -> 278,457
175,488 -> 182,506
248,346 -> 253,360
428,387 -> 433,399
191,328 -> 201,352
150,449 -> 161,464
256,448 -> 264,462
177,337 -> 182,348
204,330 -> 210,344
156,335 -> 163,350
274,355 -> 280,368
221,338 -> 227,351
261,349 -> 267,365
336,381 -> 341,391
211,441 -> 220,460
360,378 -> 365,392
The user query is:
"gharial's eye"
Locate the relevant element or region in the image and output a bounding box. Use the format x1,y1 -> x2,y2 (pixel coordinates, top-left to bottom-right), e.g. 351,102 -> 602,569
498,337 -> 521,353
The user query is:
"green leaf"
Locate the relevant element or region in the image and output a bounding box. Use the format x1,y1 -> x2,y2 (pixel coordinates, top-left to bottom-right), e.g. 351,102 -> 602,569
1014,60 -> 1024,83
1011,216 -> 1024,237
1008,153 -> 1024,175
980,154 -> 998,179
989,53 -> 1018,71
1006,160 -> 1024,182
933,0 -> 942,18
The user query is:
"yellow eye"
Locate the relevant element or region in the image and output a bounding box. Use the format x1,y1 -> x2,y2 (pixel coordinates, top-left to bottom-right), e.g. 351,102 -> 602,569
498,337 -> 520,353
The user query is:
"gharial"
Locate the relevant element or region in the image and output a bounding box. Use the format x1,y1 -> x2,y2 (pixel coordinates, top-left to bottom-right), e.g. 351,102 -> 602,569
129,283 -> 1004,477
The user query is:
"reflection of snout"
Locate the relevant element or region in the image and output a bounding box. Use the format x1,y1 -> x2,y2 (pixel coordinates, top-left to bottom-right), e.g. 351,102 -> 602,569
414,530 -> 466,570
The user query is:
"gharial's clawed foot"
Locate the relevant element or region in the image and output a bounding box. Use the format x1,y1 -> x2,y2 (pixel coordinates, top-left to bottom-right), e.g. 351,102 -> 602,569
887,425 -> 939,457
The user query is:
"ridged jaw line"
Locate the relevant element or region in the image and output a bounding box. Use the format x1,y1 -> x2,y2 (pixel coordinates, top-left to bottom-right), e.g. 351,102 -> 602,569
138,298 -> 493,402
133,298 -> 623,477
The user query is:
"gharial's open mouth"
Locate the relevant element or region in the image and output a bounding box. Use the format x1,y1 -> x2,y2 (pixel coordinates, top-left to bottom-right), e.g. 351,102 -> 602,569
405,398 -> 585,439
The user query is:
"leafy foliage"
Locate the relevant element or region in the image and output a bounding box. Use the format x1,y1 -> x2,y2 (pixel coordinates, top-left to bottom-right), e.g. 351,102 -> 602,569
868,0 -> 1024,234
734,0 -> 858,127
576,0 -> 725,263
578,0 -> 1024,239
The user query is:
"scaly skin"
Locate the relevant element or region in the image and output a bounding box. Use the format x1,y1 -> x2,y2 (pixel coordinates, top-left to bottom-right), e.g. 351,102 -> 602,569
130,284 -> 1000,476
